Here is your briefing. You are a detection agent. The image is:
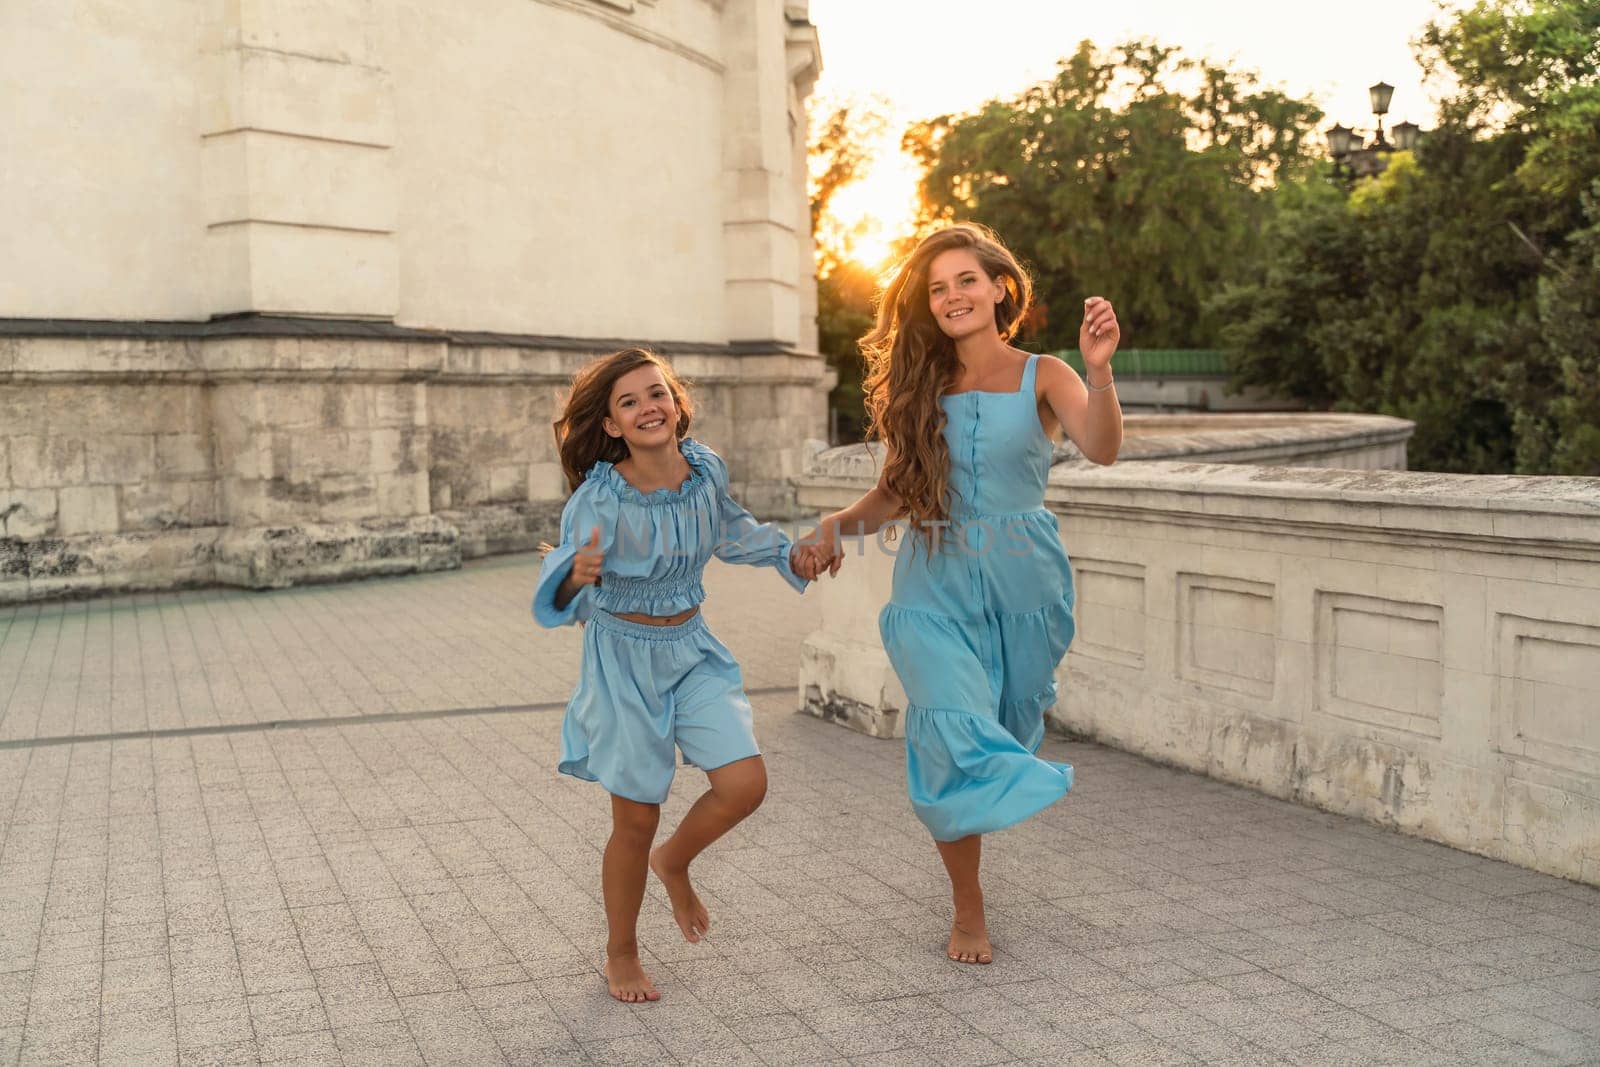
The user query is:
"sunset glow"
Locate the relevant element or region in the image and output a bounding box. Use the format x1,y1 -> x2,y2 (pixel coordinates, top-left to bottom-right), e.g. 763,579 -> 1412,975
821,127 -> 921,272
809,0 -> 1453,274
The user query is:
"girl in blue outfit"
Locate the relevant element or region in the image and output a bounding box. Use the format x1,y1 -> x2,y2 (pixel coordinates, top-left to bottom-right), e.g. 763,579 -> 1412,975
800,224 -> 1123,965
533,348 -> 817,1002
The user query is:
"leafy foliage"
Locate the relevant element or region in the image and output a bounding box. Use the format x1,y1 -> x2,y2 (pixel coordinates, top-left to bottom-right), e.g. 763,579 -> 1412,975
903,40 -> 1324,350
1212,0 -> 1600,473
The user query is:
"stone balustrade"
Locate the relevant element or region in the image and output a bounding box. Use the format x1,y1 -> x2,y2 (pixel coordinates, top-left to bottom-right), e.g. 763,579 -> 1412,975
796,442 -> 1600,886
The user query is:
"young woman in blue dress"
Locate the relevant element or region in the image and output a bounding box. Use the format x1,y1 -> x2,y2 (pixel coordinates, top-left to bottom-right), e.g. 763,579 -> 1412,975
799,223 -> 1124,964
534,348 -> 821,1001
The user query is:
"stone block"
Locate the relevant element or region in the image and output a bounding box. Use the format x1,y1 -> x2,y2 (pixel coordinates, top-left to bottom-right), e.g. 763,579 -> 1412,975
725,281 -> 800,349
156,435 -> 215,479
290,431 -> 371,479
314,474 -> 379,523
86,436 -> 157,485
736,387 -> 778,419
438,501 -> 562,558
527,463 -> 567,500
297,340 -> 364,376
321,387 -> 372,430
799,630 -> 907,739
0,387 -> 28,432
120,480 -> 222,531
205,339 -> 302,376
368,429 -> 401,474
488,465 -> 524,503
373,383 -> 424,428
249,384 -> 327,433
204,131 -> 396,234
214,516 -> 459,590
0,489 -> 58,539
11,436 -> 87,488
57,486 -> 120,535
213,222 -> 398,320
374,473 -> 426,518
220,480 -> 275,527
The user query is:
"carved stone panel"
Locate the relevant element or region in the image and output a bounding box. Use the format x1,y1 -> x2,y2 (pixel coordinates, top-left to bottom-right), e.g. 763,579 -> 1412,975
1314,592 -> 1443,737
1496,614 -> 1600,776
1176,573 -> 1276,700
1070,558 -> 1147,668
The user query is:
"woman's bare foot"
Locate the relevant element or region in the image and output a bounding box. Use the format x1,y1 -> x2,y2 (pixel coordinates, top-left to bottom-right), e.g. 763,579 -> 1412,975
603,953 -> 660,1003
947,909 -> 993,964
649,846 -> 711,944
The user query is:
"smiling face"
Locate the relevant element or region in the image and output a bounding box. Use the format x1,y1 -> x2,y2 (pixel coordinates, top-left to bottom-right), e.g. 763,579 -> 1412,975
603,364 -> 679,449
926,248 -> 1007,341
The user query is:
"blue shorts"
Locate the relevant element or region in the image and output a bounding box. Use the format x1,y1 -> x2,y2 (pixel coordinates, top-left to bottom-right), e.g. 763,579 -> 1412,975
559,610 -> 760,804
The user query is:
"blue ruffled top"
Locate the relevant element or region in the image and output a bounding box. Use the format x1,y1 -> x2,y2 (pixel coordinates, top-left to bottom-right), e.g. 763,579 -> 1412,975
532,437 -> 807,627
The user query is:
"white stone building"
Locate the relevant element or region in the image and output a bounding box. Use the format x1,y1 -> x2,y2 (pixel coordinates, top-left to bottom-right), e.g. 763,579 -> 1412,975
0,0 -> 828,599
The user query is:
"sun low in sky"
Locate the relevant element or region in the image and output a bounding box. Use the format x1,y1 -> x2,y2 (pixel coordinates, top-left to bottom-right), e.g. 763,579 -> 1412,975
809,0 -> 1455,272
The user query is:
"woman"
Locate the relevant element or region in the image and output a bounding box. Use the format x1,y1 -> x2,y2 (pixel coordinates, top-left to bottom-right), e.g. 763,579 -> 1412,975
802,223 -> 1122,963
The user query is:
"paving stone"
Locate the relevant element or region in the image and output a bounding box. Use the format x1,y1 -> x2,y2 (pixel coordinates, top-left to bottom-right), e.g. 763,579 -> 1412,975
3,558 -> 1600,1065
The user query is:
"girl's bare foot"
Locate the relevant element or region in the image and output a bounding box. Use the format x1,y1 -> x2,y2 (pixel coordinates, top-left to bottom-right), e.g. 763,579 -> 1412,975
649,846 -> 711,943
947,909 -> 993,964
603,953 -> 660,1002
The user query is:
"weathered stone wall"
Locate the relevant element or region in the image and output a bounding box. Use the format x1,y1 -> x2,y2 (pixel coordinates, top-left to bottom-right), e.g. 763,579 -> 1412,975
1,338 -> 220,598
794,443 -> 1600,886
0,327 -> 827,601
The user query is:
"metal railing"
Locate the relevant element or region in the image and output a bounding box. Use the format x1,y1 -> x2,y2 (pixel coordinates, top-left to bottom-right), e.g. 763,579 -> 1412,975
1049,349 -> 1227,377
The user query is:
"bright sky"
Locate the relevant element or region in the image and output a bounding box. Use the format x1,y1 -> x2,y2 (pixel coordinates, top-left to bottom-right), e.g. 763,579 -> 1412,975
810,0 -> 1456,268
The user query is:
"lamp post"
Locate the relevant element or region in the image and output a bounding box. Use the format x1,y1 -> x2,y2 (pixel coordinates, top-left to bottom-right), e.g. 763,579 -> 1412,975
1327,81 -> 1423,182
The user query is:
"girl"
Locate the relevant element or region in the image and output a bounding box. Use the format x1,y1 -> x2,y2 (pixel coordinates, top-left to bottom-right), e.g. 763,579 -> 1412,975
533,348 -> 818,1002
801,223 -> 1123,965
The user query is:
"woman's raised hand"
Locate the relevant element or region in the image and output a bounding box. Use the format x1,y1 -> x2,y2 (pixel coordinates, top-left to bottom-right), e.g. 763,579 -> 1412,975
571,526 -> 605,586
1079,296 -> 1120,375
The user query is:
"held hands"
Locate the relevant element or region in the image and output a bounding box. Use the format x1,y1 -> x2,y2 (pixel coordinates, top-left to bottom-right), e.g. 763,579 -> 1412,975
1079,296 -> 1120,380
791,524 -> 843,582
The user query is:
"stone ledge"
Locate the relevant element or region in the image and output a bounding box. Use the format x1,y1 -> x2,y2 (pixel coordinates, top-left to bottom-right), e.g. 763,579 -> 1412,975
214,516 -> 459,590
1049,462 -> 1600,551
0,529 -> 221,603
438,502 -> 564,560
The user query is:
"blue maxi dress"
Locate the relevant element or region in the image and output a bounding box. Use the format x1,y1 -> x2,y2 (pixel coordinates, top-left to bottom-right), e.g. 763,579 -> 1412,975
878,353 -> 1077,840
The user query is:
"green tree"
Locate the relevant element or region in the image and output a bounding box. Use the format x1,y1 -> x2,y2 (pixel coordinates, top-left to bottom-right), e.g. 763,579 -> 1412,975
1212,0 -> 1600,474
1531,181 -> 1600,474
904,40 -> 1323,350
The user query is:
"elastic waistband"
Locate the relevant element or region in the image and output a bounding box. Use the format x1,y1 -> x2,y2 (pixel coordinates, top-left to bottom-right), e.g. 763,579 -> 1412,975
590,608 -> 708,641
947,506 -> 1053,522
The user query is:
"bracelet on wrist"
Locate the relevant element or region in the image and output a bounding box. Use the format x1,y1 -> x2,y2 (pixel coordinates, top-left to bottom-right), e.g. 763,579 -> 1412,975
1085,372 -> 1115,393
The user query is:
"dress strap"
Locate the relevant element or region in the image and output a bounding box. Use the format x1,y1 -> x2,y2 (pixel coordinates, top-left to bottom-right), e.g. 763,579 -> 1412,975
1020,353 -> 1041,396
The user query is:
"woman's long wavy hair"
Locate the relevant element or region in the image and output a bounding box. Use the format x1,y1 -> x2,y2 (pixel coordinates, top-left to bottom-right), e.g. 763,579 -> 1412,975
862,223 -> 1033,540
553,348 -> 695,492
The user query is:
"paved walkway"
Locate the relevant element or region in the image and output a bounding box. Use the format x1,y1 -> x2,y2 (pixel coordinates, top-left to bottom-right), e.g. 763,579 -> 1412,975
2,557 -> 1599,1066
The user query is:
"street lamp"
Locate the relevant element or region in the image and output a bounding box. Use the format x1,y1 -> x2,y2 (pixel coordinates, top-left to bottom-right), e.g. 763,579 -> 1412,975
1326,81 -> 1423,182
1368,81 -> 1395,147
